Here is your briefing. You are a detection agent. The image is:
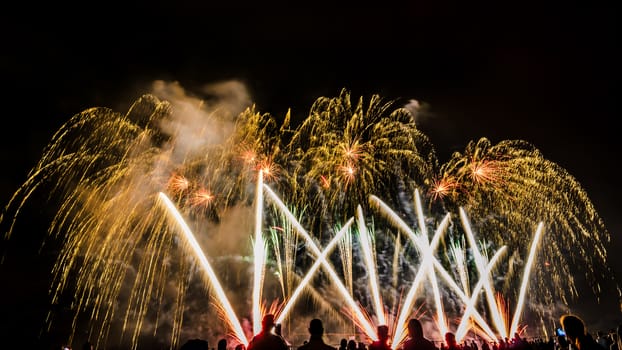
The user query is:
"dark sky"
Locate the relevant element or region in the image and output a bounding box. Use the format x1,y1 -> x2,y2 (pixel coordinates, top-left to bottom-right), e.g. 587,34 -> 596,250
1,1 -> 619,348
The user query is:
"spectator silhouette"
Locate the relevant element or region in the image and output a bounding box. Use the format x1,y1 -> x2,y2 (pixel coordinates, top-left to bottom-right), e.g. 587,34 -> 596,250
511,332 -> 531,350
218,338 -> 227,350
560,314 -> 602,350
597,331 -> 609,350
369,325 -> 391,350
347,340 -> 357,350
445,332 -> 460,350
179,338 -> 209,350
297,318 -> 337,350
401,318 -> 437,350
340,338 -> 348,350
235,344 -> 246,350
247,314 -> 289,350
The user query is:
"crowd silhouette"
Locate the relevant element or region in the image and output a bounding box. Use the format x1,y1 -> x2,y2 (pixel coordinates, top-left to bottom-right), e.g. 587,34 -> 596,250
60,313 -> 621,350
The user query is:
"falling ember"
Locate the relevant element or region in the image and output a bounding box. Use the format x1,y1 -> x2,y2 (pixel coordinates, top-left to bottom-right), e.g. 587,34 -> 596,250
320,175 -> 330,188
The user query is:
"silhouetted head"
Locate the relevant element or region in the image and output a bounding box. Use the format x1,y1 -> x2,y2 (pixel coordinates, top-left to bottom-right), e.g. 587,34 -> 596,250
377,325 -> 389,341
560,314 -> 585,341
445,332 -> 457,346
217,338 -> 227,350
309,318 -> 324,336
408,318 -> 424,339
261,314 -> 276,332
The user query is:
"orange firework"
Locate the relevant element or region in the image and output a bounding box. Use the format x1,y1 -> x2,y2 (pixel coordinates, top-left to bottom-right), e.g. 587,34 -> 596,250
340,140 -> 364,162
238,143 -> 258,167
188,188 -> 215,208
429,176 -> 459,201
338,163 -> 356,184
167,174 -> 190,194
256,157 -> 279,182
319,175 -> 331,188
469,159 -> 504,187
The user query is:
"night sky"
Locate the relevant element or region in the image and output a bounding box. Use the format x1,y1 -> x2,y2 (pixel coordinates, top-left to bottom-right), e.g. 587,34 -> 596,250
1,2 -> 619,349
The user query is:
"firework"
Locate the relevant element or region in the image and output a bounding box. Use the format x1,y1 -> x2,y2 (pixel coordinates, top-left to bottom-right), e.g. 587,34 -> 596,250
0,85 -> 616,349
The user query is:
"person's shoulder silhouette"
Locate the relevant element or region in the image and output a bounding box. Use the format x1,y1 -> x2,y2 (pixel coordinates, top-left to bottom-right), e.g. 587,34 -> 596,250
402,319 -> 437,350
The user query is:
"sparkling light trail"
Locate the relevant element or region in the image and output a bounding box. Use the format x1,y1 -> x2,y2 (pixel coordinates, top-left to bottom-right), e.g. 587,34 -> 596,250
252,170 -> 266,335
275,218 -> 355,324
509,222 -> 544,337
263,184 -> 378,340
157,192 -> 248,345
460,208 -> 508,338
357,205 -> 386,325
